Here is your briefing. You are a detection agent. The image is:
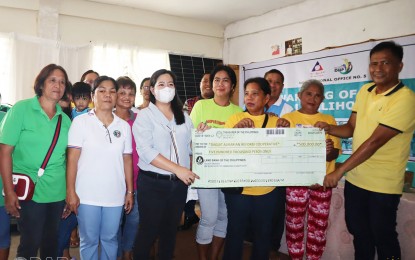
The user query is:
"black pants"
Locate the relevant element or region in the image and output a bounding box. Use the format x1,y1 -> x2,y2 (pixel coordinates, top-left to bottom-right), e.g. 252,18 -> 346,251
183,199 -> 197,217
223,188 -> 279,260
133,172 -> 187,260
16,200 -> 65,259
345,181 -> 401,260
271,187 -> 286,250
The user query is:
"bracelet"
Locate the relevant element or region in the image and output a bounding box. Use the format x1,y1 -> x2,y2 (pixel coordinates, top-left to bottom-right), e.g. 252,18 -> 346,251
126,191 -> 135,195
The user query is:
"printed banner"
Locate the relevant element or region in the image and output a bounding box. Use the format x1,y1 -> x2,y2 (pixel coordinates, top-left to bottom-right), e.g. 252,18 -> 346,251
240,35 -> 415,159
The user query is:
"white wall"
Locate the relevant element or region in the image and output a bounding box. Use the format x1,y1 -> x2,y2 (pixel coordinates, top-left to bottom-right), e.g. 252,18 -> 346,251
223,0 -> 415,65
0,0 -> 224,58
1,0 -> 414,65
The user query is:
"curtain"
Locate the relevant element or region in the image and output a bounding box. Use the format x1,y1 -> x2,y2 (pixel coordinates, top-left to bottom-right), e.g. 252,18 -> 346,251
0,32 -> 170,106
91,43 -> 170,106
0,32 -> 90,104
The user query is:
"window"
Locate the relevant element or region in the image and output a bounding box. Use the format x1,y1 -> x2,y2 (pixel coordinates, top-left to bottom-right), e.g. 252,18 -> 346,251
0,35 -> 12,104
92,44 -> 170,106
169,54 -> 222,103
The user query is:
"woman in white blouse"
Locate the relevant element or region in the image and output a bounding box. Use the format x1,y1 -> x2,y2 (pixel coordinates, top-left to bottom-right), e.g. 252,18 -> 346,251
66,76 -> 134,260
132,69 -> 206,259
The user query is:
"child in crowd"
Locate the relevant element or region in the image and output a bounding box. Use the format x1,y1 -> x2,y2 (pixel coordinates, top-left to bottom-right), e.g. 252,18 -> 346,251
282,79 -> 340,260
71,82 -> 91,119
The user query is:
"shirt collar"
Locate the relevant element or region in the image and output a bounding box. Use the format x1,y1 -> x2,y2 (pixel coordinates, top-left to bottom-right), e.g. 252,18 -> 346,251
31,96 -> 63,117
367,81 -> 404,96
88,108 -> 121,125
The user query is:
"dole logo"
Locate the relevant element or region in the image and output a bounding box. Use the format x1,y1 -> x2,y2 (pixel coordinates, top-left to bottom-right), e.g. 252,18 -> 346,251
334,59 -> 353,74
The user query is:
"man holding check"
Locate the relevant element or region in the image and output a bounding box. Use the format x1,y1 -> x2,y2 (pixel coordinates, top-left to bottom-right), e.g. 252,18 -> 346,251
316,41 -> 415,260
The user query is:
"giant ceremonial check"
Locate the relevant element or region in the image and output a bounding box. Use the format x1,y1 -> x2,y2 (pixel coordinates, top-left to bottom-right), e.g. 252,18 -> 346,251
191,128 -> 326,188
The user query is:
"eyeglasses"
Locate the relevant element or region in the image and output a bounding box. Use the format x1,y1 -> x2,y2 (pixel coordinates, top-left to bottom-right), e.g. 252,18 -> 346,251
142,86 -> 150,90
104,125 -> 112,143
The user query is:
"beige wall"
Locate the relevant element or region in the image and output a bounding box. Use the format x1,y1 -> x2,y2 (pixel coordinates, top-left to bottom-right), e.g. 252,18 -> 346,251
0,0 -> 224,59
223,0 -> 415,64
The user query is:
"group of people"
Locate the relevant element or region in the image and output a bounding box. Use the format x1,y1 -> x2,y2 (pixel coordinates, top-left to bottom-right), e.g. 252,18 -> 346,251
0,40 -> 414,260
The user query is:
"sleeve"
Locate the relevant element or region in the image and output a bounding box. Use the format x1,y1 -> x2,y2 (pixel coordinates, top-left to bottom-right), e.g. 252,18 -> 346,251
327,115 -> 341,150
281,103 -> 294,115
281,113 -> 295,129
352,85 -> 366,113
133,110 -> 159,164
189,101 -> 202,128
0,103 -> 24,146
380,90 -> 415,132
225,113 -> 240,128
123,123 -> 133,154
67,116 -> 85,149
185,114 -> 194,156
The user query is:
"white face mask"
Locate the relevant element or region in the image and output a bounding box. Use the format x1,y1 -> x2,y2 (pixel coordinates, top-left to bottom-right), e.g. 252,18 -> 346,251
154,87 -> 175,103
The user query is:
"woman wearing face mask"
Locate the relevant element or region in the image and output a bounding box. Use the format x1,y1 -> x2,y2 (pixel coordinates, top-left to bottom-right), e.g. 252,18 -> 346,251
132,69 -> 206,259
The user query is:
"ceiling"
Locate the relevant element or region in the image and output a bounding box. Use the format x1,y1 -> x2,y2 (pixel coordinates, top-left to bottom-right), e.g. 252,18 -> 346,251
87,0 -> 305,26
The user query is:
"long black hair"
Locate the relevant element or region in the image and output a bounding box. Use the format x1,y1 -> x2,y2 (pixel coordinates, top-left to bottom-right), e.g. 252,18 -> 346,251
149,69 -> 185,125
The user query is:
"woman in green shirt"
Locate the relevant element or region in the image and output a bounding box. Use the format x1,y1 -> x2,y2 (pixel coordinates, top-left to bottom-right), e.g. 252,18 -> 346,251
0,64 -> 71,259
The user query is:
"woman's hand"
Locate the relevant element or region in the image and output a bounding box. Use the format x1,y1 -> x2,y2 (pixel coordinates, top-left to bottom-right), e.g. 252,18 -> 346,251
309,183 -> 322,190
315,121 -> 331,133
326,138 -> 334,155
4,192 -> 21,218
234,118 -> 254,128
66,190 -> 80,215
196,122 -> 211,133
0,144 -> 20,217
61,204 -> 72,219
175,166 -> 200,186
276,118 -> 290,127
124,193 -> 134,214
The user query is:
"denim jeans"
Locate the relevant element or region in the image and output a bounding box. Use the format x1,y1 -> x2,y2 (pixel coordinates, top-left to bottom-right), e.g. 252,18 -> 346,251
57,213 -> 78,256
223,188 -> 278,260
196,188 -> 227,244
16,200 -> 65,259
117,193 -> 139,256
345,181 -> 401,260
0,206 -> 11,249
77,204 -> 123,260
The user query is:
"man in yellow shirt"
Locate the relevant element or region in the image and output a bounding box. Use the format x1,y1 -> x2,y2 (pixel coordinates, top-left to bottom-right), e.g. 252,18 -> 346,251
316,41 -> 415,260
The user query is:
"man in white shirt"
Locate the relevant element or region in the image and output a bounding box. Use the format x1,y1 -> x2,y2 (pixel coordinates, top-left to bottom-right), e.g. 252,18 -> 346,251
264,69 -> 293,117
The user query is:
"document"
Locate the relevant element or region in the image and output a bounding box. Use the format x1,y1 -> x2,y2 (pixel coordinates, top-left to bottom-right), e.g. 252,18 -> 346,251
191,128 -> 326,188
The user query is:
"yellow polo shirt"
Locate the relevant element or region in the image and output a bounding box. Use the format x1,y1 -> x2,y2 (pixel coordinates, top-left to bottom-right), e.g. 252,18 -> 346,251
225,112 -> 279,196
282,110 -> 341,174
347,82 -> 415,194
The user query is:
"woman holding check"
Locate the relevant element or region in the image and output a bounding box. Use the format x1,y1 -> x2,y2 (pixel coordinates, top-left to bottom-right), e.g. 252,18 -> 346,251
222,77 -> 289,260
132,69 -> 207,259
190,65 -> 243,260
282,79 -> 340,260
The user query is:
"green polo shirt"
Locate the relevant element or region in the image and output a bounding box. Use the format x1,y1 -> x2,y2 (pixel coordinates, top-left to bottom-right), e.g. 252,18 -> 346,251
0,96 -> 71,203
